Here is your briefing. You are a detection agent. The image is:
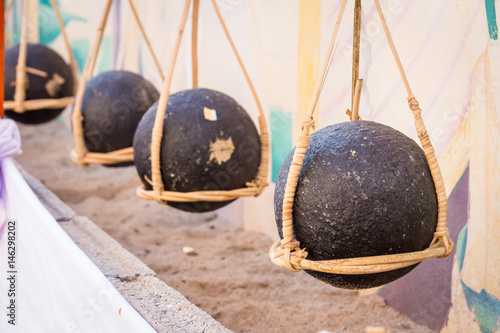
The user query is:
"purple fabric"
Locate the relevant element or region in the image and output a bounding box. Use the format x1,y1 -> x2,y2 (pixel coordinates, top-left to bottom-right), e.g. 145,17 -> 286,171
0,119 -> 22,231
0,119 -> 22,160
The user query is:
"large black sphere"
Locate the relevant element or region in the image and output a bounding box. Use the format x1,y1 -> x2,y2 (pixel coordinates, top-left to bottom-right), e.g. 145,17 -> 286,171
134,88 -> 261,213
4,43 -> 74,124
78,70 -> 159,167
274,121 -> 437,289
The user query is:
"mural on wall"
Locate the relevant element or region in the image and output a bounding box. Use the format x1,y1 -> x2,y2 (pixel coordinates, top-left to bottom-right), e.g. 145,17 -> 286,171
379,1 -> 500,331
38,0 -> 85,45
441,2 -> 500,328
4,0 -> 142,75
5,0 -> 87,68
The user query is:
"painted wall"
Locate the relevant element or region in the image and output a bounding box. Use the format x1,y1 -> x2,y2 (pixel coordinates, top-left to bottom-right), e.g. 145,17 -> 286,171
441,11 -> 500,331
7,0 -> 499,331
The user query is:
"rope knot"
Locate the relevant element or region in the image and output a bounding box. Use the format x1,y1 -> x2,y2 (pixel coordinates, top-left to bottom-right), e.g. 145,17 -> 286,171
152,186 -> 165,205
407,95 -> 420,111
70,149 -> 88,169
430,228 -> 454,259
301,117 -> 315,131
246,179 -> 267,197
433,230 -> 447,238
281,237 -> 300,250
279,238 -> 308,272
294,248 -> 308,261
13,103 -> 26,114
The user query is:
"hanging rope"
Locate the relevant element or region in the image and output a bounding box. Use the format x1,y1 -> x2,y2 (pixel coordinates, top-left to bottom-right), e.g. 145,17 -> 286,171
70,0 -> 113,167
276,0 -> 348,272
70,0 -> 165,167
270,0 -> 453,274
136,0 -> 269,205
48,0 -> 79,94
4,0 -> 79,114
351,0 -> 361,110
347,0 -> 362,121
351,78 -> 362,120
12,0 -> 29,114
192,0 -> 200,88
127,0 -> 164,81
372,0 -> 451,255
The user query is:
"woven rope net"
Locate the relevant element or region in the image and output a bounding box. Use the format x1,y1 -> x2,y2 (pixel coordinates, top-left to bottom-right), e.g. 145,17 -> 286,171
70,0 -> 165,167
269,0 -> 454,275
136,0 -> 269,205
3,0 -> 78,114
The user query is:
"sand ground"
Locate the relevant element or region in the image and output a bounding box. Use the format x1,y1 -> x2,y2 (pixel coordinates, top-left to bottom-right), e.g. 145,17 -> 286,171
14,120 -> 434,333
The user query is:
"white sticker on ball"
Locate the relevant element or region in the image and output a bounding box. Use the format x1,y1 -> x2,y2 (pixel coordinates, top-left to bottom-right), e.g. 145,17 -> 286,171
203,107 -> 217,121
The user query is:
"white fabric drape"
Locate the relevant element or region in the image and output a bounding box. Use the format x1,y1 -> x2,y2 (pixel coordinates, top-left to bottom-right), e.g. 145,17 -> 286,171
0,119 -> 155,333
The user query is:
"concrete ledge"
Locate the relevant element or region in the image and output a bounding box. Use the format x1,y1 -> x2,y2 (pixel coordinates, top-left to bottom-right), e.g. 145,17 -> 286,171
16,163 -> 76,222
61,215 -> 156,280
20,166 -> 231,333
110,276 -> 231,333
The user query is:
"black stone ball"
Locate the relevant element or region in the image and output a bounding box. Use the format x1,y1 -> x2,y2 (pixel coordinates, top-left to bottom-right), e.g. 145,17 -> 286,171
274,121 -> 437,289
133,88 -> 261,213
78,70 -> 160,167
4,43 -> 74,124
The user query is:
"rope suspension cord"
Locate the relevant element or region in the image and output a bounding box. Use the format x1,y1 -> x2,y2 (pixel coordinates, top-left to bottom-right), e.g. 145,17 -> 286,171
147,0 -> 192,204
4,0 -> 79,114
192,0 -> 200,88
350,0 -> 361,120
48,0 -> 79,94
276,0 -> 349,272
70,0 -> 165,167
372,0 -> 451,255
346,0 -> 362,121
86,0 -> 114,79
127,0 -> 165,82
12,0 -> 29,113
70,0 -> 113,167
269,0 -> 453,274
210,0 -> 269,188
136,0 -> 269,205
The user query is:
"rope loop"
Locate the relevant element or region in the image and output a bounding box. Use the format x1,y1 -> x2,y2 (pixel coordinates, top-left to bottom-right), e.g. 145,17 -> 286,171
280,237 -> 300,250
283,248 -> 298,272
430,228 -> 454,258
301,117 -> 315,131
13,104 -> 25,114
74,114 -> 84,123
245,177 -> 269,197
407,95 -> 420,111
279,241 -> 308,272
290,248 -> 308,271
70,149 -> 88,169
153,185 -> 165,205
279,235 -> 309,272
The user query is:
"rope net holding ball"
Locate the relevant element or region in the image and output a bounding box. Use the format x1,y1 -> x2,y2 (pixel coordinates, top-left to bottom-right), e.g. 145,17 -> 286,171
269,0 -> 453,275
3,0 -> 79,114
70,0 -> 165,168
135,0 -> 269,205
